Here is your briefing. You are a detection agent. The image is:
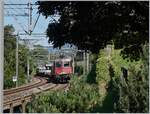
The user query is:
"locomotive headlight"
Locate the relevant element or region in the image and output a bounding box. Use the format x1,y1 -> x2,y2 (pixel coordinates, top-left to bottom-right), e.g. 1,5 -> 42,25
60,72 -> 66,74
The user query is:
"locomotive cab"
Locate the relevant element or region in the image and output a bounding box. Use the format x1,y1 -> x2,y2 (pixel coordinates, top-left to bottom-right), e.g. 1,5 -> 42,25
53,58 -> 72,82
54,59 -> 72,75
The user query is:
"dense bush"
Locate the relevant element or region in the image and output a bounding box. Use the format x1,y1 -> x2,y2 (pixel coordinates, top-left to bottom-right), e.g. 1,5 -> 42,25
111,44 -> 149,113
26,76 -> 101,113
74,65 -> 83,75
111,49 -> 142,78
95,45 -> 148,113
96,49 -> 110,83
86,64 -> 97,84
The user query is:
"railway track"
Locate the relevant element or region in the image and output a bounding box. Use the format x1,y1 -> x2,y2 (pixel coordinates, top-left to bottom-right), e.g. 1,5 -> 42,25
4,76 -> 48,95
4,83 -> 69,101
3,76 -> 70,110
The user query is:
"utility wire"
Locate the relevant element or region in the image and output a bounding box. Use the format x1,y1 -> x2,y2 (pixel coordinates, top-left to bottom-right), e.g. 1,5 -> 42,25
6,10 -> 28,33
7,0 -> 27,15
9,0 -> 28,20
5,0 -> 49,43
4,7 -> 37,9
6,2 -> 29,34
31,14 -> 40,33
4,3 -> 37,5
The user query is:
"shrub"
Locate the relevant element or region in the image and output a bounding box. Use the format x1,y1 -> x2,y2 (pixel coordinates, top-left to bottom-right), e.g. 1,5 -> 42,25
113,44 -> 149,113
26,76 -> 100,113
86,64 -> 97,84
96,49 -> 110,83
74,65 -> 83,75
111,49 -> 142,78
95,46 -> 147,113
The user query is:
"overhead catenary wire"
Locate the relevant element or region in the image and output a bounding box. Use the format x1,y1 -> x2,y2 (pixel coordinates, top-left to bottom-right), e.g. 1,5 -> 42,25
31,14 -> 40,33
5,4 -> 28,33
4,7 -> 37,9
5,1 -> 55,81
6,0 -> 28,16
9,0 -> 28,16
6,1 -> 42,34
4,1 -> 53,42
4,3 -> 37,5
5,0 -> 29,32
6,10 -> 28,33
9,0 -> 29,29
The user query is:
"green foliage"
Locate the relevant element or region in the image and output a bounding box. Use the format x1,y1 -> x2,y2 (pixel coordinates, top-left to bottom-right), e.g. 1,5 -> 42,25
74,65 -> 83,75
4,79 -> 15,89
111,49 -> 142,78
96,49 -> 110,83
86,64 -> 97,84
4,25 -> 16,89
4,25 -> 31,89
112,43 -> 149,113
37,1 -> 148,58
90,53 -> 98,64
95,45 -> 148,113
26,43 -> 148,113
26,76 -> 100,113
31,45 -> 49,62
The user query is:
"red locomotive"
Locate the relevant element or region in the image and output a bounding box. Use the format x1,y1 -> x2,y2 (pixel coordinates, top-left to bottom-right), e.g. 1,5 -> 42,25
37,58 -> 73,83
51,58 -> 72,82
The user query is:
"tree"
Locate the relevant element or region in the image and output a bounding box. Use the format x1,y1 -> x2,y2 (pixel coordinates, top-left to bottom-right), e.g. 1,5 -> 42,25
37,1 -> 148,60
4,25 -> 16,88
113,44 -> 149,113
30,45 -> 49,63
4,25 -> 30,89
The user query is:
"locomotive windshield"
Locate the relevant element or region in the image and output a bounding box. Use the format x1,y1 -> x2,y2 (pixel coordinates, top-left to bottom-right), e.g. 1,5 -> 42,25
64,62 -> 70,67
55,61 -> 62,67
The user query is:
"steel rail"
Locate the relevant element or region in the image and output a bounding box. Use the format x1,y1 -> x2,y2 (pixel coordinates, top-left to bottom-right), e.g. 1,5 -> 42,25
3,81 -> 69,110
4,76 -> 47,95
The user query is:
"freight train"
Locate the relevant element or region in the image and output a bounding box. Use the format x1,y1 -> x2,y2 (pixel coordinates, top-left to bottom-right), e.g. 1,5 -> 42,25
36,58 -> 73,83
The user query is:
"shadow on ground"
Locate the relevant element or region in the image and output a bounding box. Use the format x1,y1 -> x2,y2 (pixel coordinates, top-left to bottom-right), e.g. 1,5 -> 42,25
86,64 -> 97,84
91,63 -> 119,113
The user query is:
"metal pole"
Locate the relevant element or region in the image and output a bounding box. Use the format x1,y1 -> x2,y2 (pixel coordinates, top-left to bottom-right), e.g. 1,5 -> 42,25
16,34 -> 19,87
27,56 -> 30,82
27,0 -> 32,83
0,0 -> 4,112
89,52 -> 91,72
72,56 -> 75,74
83,51 -> 86,75
48,52 -> 50,61
28,0 -> 32,35
86,52 -> 89,74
